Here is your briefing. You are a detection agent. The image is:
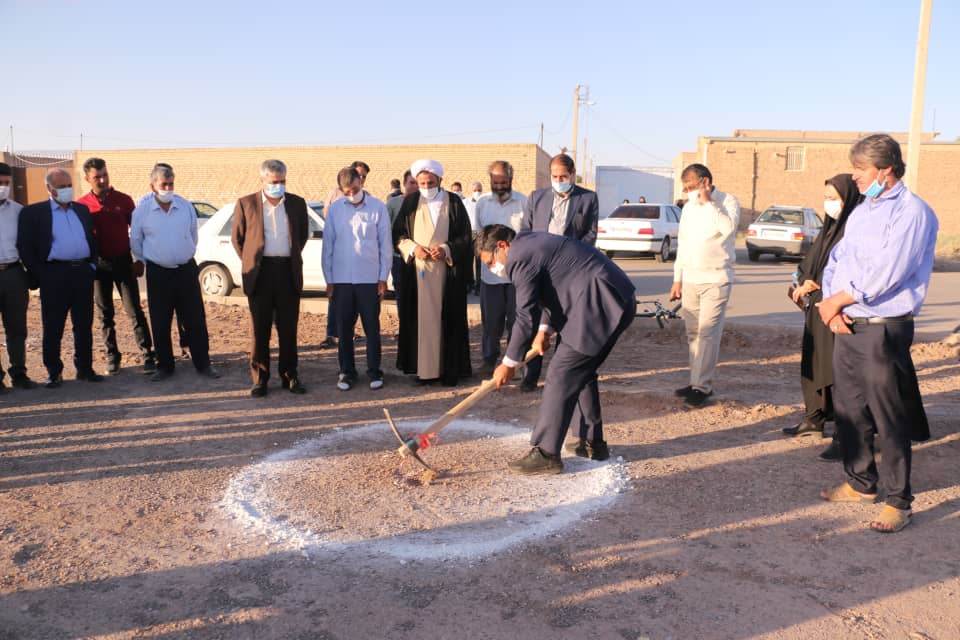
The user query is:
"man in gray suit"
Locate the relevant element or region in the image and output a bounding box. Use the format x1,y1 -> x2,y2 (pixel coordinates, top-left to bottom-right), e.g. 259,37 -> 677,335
485,226 -> 635,475
518,153 -> 599,391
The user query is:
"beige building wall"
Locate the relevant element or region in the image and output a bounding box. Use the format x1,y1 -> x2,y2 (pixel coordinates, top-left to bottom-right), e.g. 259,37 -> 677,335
672,132 -> 960,243
71,143 -> 551,209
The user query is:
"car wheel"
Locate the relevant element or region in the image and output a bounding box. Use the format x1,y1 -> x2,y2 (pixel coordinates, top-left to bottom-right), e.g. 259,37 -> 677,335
655,237 -> 671,263
605,250 -> 616,259
747,249 -> 760,262
199,263 -> 233,296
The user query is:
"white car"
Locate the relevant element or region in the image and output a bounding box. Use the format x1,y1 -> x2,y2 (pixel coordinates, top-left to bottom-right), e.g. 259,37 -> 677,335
596,203 -> 681,262
195,202 -> 328,296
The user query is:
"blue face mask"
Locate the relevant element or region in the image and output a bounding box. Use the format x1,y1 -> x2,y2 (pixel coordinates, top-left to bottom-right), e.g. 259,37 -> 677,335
551,179 -> 573,194
265,183 -> 285,199
861,173 -> 885,198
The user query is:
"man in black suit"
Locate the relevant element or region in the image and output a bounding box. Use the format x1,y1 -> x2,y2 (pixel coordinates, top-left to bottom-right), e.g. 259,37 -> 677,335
485,226 -> 635,475
518,153 -> 599,391
17,168 -> 103,387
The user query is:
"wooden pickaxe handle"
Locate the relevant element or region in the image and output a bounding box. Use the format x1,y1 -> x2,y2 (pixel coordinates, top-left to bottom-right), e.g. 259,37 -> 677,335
422,347 -> 541,436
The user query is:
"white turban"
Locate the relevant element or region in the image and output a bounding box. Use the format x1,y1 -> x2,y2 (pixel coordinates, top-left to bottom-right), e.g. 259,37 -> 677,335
411,159 -> 444,179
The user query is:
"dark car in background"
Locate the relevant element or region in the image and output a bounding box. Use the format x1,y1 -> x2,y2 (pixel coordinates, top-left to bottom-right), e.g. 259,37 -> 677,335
745,206 -> 822,261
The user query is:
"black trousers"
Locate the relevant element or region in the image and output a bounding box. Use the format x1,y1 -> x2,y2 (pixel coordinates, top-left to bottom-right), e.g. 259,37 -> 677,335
145,260 -> 210,373
39,262 -> 95,377
530,299 -> 635,455
333,283 -> 382,379
832,321 -> 920,510
479,281 -> 516,364
247,258 -> 300,383
0,266 -> 30,381
94,254 -> 154,365
801,376 -> 833,427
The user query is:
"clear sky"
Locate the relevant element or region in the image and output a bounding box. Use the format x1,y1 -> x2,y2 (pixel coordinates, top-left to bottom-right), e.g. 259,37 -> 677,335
3,0 -> 957,170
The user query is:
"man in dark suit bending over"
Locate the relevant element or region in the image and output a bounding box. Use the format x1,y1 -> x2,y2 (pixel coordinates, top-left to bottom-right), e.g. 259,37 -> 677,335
484,225 -> 635,474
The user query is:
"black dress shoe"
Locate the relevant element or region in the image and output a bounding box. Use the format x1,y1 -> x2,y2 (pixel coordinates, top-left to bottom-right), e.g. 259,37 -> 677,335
414,377 -> 438,386
107,360 -> 121,375
564,438 -> 611,461
782,420 -> 824,437
150,369 -> 174,382
45,374 -> 64,389
318,336 -> 337,350
142,359 -> 158,374
250,382 -> 268,397
197,367 -> 221,379
818,439 -> 843,462
508,447 -> 563,475
683,388 -> 712,407
674,385 -> 693,398
76,370 -> 105,382
281,377 -> 306,394
0,379 -> 6,393
520,380 -> 537,393
11,375 -> 38,390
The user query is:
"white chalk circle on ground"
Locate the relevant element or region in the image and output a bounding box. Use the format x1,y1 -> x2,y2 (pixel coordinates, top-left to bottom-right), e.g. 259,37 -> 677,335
221,420 -> 628,561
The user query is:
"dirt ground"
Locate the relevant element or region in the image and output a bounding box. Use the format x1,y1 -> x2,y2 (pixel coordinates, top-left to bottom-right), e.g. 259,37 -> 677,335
1,300 -> 959,640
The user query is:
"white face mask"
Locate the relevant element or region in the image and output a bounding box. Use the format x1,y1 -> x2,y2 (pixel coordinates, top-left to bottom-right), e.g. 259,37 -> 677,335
420,187 -> 439,200
823,200 -> 843,219
347,191 -> 364,204
0,185 -> 9,201
54,187 -> 73,203
472,191 -> 482,201
155,189 -> 174,204
489,249 -> 506,277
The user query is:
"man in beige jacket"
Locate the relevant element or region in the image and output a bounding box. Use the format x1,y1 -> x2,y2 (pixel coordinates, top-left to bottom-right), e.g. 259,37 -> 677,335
669,163 -> 739,407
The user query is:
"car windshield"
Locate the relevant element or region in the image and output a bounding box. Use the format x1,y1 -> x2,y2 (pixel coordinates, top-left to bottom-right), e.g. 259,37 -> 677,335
609,205 -> 659,220
757,209 -> 803,225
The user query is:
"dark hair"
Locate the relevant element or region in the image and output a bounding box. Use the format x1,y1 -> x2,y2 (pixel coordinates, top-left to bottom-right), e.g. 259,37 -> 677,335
402,169 -> 413,182
154,162 -> 173,171
390,178 -> 400,189
849,133 -> 906,179
681,163 -> 712,183
451,182 -> 463,190
0,162 -> 11,177
475,224 -> 516,256
337,167 -> 361,190
350,161 -> 371,173
83,157 -> 106,173
550,154 -> 575,173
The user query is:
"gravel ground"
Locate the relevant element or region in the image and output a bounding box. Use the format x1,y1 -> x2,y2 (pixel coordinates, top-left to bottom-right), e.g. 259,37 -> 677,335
1,300 -> 958,639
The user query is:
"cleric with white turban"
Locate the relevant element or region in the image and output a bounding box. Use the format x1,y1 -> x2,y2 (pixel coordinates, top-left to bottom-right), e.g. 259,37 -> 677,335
392,157 -> 473,386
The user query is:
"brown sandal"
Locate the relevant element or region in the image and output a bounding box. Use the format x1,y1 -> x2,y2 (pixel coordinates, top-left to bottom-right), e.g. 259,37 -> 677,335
870,505 -> 912,533
820,482 -> 878,504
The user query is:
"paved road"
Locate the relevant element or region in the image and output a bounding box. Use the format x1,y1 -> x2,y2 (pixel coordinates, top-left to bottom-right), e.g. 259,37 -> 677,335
616,249 -> 960,339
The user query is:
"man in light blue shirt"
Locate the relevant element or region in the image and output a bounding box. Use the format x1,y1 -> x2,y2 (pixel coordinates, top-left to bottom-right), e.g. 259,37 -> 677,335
818,133 -> 938,533
322,167 -> 392,391
131,165 -> 219,382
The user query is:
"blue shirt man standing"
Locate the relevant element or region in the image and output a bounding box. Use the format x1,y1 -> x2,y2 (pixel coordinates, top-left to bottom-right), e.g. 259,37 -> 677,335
818,133 -> 938,534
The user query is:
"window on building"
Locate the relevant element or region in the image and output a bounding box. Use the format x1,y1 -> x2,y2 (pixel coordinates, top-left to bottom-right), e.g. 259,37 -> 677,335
785,146 -> 805,171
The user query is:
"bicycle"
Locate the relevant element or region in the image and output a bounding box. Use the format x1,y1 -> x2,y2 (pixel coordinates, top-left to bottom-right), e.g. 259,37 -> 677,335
635,299 -> 682,329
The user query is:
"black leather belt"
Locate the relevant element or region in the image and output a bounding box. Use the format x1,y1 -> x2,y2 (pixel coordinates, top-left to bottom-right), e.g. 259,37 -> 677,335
261,256 -> 291,262
0,261 -> 20,271
146,259 -> 194,270
849,314 -> 913,325
48,259 -> 90,267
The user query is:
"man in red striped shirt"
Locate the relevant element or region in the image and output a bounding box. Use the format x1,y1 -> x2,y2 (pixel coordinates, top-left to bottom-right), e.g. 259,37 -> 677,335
77,158 -> 156,374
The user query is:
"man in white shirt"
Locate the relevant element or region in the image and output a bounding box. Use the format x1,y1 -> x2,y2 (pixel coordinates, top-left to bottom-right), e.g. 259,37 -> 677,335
669,163 -> 739,407
322,167 -> 392,391
232,160 -> 309,397
464,181 -> 483,294
0,163 -> 37,391
475,161 -> 527,374
131,165 -> 220,382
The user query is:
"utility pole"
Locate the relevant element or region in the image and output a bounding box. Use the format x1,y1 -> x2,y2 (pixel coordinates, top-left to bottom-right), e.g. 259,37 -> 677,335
571,84 -> 580,171
8,125 -> 13,155
906,0 -> 933,190
539,122 -> 544,148
80,132 -> 84,151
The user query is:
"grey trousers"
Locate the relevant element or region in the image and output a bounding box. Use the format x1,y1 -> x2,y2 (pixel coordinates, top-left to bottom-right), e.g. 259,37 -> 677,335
681,281 -> 731,394
479,281 -> 516,363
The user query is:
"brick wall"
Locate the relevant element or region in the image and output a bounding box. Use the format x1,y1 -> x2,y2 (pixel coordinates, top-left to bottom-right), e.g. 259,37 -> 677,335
71,144 -> 551,209
673,135 -> 960,241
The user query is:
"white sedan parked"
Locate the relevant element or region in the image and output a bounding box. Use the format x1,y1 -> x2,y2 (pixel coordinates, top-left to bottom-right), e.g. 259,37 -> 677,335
596,203 -> 681,262
194,202 -> 328,296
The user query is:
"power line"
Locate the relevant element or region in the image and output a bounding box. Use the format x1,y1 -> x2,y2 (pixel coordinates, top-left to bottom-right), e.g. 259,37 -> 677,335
589,109 -> 671,164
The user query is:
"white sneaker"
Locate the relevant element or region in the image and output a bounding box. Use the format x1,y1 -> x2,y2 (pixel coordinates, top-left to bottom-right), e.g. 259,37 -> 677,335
369,378 -> 384,390
337,374 -> 352,391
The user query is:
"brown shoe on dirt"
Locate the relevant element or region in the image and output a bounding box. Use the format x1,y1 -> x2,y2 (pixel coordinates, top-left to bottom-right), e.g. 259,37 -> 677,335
870,505 -> 912,533
820,482 -> 878,504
